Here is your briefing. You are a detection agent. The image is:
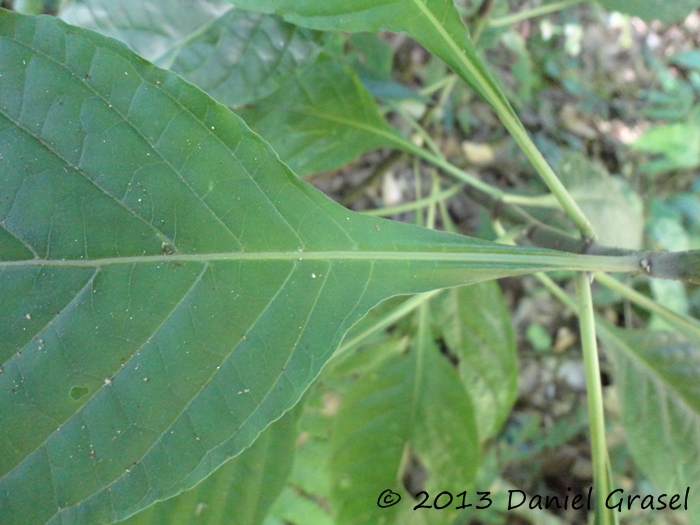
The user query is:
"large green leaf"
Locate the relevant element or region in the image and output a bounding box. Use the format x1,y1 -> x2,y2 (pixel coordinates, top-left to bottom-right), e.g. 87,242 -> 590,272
594,0 -> 700,23
0,10 -> 644,525
237,57 -> 403,175
599,324 -> 700,524
60,1 -> 325,106
119,407 -> 299,525
329,307 -> 478,525
632,114 -> 700,175
433,281 -> 517,441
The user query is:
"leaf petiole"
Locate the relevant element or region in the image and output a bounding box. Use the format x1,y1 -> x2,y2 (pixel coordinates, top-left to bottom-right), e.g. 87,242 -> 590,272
489,0 -> 586,28
574,272 -> 616,525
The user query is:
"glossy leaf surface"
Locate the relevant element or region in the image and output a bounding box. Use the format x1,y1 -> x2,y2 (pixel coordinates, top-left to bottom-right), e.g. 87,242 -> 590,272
0,10 -> 631,525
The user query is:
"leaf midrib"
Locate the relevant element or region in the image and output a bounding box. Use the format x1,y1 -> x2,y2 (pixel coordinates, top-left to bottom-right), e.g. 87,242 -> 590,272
408,0 -> 508,114
0,250 -> 642,271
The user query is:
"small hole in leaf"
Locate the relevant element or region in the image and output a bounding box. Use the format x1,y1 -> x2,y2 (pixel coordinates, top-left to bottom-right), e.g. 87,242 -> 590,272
70,386 -> 89,400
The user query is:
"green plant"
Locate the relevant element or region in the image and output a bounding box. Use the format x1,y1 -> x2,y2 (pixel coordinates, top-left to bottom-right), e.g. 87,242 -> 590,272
1,2 -> 700,525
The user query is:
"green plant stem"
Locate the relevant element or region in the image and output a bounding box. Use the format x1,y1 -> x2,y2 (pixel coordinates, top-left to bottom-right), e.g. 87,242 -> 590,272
426,173 -> 440,229
389,99 -> 594,239
489,0 -> 585,28
536,272 -> 575,310
419,74 -> 456,97
365,131 -> 700,282
333,290 -> 442,358
412,3 -> 595,238
362,183 -> 464,217
574,273 -> 614,525
437,198 -> 455,233
391,128 -> 596,254
502,193 -> 560,208
500,113 -> 595,239
392,134 -> 504,198
389,101 -> 444,158
595,272 -> 700,340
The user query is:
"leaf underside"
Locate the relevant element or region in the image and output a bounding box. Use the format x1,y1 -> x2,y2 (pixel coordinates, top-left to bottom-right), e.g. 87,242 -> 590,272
600,324 -> 700,523
0,10 -> 589,525
118,406 -> 299,525
60,1 -> 326,107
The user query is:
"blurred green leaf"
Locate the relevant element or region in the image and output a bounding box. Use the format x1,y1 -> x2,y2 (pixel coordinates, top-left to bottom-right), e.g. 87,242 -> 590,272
12,0 -> 45,14
1,10 -> 602,525
433,282 -> 518,441
60,0 -> 233,62
267,487 -> 333,525
120,407 -> 299,525
237,57 -> 404,175
329,312 -> 479,525
346,32 -> 392,82
558,152 -> 644,250
639,82 -> 695,121
672,50 -> 700,71
267,386 -> 334,525
342,33 -> 426,101
632,109 -> 700,175
599,324 -> 700,524
595,0 -> 700,23
325,336 -> 409,385
526,322 -> 552,352
501,32 -> 538,105
60,1 -> 325,106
